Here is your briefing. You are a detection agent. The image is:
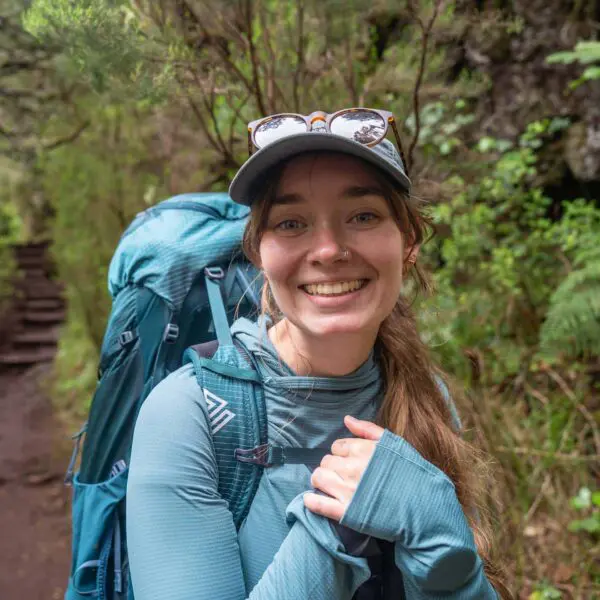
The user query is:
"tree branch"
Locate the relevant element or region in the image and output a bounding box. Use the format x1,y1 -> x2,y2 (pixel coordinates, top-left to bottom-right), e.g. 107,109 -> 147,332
243,0 -> 267,115
43,120 -> 90,151
227,91 -> 251,152
292,0 -> 305,113
407,0 -> 445,171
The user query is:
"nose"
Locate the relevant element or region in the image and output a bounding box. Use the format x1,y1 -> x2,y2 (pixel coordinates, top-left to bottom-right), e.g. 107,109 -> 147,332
307,224 -> 347,265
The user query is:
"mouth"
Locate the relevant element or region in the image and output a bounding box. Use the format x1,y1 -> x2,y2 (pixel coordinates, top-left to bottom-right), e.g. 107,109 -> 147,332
300,279 -> 369,297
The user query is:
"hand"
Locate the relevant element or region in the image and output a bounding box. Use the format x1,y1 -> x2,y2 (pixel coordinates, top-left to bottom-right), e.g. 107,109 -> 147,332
304,415 -> 384,522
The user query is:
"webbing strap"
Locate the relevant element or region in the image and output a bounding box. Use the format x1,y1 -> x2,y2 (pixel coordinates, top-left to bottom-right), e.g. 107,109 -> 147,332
113,513 -> 123,595
64,422 -> 88,485
72,560 -> 101,596
235,444 -> 328,467
204,268 -> 233,346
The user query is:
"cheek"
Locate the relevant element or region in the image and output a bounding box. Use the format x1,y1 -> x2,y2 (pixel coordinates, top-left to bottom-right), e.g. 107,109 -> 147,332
259,235 -> 298,289
364,229 -> 405,283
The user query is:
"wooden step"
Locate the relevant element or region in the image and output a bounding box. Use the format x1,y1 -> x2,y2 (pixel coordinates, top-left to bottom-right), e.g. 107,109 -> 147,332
19,282 -> 64,299
12,328 -> 61,346
0,348 -> 56,366
20,268 -> 48,279
22,310 -> 66,324
15,255 -> 51,269
13,246 -> 49,260
24,299 -> 65,311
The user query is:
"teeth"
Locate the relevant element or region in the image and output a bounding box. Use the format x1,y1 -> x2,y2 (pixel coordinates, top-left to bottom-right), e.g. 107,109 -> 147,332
303,280 -> 366,296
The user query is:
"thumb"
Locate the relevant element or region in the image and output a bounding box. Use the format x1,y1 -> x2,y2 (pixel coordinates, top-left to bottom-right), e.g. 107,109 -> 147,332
344,415 -> 384,441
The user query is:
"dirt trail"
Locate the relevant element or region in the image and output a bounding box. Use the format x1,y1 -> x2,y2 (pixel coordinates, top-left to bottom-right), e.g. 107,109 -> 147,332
0,364 -> 71,600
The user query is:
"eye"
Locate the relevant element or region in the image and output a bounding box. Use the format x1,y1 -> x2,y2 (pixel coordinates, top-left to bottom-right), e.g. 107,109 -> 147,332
274,219 -> 306,232
350,212 -> 379,225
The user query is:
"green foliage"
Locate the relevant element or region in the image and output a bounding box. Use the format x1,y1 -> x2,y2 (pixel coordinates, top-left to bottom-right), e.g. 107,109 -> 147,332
420,117 -> 598,383
0,173 -> 24,312
547,41 -> 600,88
529,584 -> 562,600
24,0 -> 170,103
40,102 -> 167,352
538,201 -> 600,361
406,99 -> 476,157
52,317 -> 100,421
568,487 -> 600,535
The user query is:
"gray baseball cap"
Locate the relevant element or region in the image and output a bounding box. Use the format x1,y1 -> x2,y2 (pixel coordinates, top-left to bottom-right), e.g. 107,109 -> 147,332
229,133 -> 411,206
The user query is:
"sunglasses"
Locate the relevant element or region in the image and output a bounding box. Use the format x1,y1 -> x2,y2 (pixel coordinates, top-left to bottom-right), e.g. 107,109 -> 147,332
247,108 -> 408,174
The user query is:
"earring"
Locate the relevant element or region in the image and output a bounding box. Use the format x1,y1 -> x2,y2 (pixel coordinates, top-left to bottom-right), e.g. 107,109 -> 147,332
403,257 -> 416,274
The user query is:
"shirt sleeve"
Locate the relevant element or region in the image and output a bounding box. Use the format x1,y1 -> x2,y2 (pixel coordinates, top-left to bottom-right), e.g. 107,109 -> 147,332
126,366 -> 370,600
339,430 -> 499,599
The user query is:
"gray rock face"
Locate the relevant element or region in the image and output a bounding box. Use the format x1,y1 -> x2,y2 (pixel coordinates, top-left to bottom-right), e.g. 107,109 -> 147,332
454,0 -> 600,184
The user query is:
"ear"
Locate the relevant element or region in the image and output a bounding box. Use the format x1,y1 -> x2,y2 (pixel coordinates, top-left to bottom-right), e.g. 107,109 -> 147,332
404,243 -> 420,265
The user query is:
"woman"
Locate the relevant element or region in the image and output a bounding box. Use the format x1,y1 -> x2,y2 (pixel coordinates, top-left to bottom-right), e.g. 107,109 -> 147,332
127,109 -> 511,599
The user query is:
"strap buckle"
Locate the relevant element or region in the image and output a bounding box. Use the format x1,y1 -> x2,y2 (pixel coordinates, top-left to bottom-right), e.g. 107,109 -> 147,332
204,266 -> 225,280
234,444 -> 283,467
118,330 -> 135,347
163,323 -> 179,344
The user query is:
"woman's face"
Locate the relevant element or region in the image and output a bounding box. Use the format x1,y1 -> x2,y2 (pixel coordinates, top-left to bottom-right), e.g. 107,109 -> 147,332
258,153 -> 413,341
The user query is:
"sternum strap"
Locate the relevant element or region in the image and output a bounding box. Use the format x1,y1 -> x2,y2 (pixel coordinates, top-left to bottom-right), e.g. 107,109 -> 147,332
235,444 -> 328,468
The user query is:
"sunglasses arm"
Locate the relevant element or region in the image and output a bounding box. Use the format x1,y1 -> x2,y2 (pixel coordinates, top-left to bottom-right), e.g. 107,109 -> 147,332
247,128 -> 254,157
389,119 -> 409,176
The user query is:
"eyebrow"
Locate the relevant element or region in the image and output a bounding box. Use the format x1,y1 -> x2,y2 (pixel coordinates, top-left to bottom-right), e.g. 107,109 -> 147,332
272,193 -> 304,206
272,185 -> 385,205
344,185 -> 386,198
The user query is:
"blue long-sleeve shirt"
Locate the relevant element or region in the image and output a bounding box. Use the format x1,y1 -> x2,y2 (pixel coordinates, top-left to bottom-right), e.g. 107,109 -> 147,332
126,317 -> 498,599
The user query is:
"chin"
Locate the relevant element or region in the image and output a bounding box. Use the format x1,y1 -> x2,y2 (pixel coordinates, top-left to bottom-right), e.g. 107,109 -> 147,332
303,315 -> 378,338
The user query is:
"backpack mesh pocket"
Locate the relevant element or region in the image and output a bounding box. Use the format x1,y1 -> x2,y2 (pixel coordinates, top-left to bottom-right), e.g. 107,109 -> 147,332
66,468 -> 128,600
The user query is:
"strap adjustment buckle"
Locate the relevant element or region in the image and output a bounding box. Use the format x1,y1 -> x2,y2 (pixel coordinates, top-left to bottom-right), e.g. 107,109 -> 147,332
204,266 -> 225,280
163,323 -> 179,344
234,444 -> 283,468
119,330 -> 135,347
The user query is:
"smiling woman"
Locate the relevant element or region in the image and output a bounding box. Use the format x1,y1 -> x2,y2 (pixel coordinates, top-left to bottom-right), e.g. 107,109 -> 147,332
126,109 -> 512,600
246,153 -> 412,376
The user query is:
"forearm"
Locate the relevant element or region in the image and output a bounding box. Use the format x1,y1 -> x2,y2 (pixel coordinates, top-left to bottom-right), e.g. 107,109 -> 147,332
340,430 -> 497,598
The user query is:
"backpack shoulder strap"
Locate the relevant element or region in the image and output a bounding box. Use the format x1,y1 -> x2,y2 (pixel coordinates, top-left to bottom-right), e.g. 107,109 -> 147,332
183,343 -> 266,528
184,340 -> 329,527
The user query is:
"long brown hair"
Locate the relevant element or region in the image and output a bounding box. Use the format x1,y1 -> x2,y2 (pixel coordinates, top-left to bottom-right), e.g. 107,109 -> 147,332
242,155 -> 512,599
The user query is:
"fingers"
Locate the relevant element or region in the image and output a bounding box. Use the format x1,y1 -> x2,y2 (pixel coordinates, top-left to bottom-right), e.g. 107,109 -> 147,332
320,453 -> 362,481
303,492 -> 345,522
331,437 -> 373,458
311,466 -> 355,504
344,415 -> 384,441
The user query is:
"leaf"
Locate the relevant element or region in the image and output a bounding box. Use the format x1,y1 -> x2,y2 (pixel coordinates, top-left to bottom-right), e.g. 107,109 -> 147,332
582,66 -> 600,81
546,51 -> 579,65
571,487 -> 592,510
568,516 -> 600,534
477,136 -> 496,152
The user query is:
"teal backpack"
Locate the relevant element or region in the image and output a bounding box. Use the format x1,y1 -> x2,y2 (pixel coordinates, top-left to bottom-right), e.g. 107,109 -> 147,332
64,193 -> 280,599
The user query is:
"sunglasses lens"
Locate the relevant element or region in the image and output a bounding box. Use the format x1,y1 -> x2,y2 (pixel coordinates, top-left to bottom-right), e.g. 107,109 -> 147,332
254,115 -> 307,148
330,111 -> 386,144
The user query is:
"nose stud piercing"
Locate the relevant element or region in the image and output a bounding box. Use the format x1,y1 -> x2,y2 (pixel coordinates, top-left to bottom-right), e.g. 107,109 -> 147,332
341,248 -> 350,259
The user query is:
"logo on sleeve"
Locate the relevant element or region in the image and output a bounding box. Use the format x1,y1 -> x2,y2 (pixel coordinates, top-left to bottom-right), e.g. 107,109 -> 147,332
202,388 -> 236,434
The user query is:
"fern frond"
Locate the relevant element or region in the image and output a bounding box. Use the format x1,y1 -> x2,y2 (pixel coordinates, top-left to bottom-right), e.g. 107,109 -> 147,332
540,258 -> 600,358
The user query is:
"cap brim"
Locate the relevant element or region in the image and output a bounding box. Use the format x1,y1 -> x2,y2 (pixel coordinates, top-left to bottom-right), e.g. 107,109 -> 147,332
229,133 -> 411,205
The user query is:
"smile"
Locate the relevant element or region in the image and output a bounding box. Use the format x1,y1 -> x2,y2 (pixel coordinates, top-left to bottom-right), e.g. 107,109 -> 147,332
301,279 -> 368,296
